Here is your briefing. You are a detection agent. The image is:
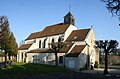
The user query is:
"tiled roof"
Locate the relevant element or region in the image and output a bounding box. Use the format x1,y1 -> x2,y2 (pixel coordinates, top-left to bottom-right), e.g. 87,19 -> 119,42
27,49 -> 49,53
59,42 -> 73,53
66,29 -> 90,42
27,42 -> 73,53
25,23 -> 70,40
25,31 -> 42,40
40,23 -> 70,37
66,45 -> 86,57
19,44 -> 32,50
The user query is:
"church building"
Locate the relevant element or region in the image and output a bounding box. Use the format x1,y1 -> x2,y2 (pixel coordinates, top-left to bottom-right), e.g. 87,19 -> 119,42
17,12 -> 99,71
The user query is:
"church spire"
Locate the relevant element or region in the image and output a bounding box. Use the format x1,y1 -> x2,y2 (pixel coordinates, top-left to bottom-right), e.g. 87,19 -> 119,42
64,12 -> 75,25
69,5 -> 71,12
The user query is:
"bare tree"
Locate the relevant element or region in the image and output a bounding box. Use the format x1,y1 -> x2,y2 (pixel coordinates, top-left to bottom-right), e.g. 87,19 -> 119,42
49,42 -> 65,66
96,40 -> 118,74
101,0 -> 120,20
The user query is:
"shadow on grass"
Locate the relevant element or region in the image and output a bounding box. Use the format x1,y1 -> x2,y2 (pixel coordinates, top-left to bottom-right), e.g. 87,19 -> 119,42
0,62 -> 68,78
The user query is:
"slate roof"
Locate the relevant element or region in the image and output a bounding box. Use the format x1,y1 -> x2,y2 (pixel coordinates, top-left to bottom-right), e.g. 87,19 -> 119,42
25,31 -> 42,40
64,12 -> 74,18
19,44 -> 32,50
66,29 -> 90,42
66,45 -> 86,57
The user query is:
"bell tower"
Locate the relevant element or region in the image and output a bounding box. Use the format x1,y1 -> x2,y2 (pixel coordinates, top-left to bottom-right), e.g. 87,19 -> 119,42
64,12 -> 75,25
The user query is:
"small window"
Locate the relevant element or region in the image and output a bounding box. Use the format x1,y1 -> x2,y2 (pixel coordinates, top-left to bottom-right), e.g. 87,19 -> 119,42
59,56 -> 63,64
33,56 -> 35,58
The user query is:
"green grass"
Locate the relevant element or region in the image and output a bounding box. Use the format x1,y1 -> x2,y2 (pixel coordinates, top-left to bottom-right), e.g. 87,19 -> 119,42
0,62 -> 68,77
100,64 -> 120,69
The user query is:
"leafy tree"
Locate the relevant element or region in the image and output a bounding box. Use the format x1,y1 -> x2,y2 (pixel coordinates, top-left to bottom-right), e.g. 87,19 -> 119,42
8,32 -> 14,60
0,16 -> 10,64
96,40 -> 118,74
49,42 -> 65,66
14,40 -> 18,56
9,32 -> 18,60
0,16 -> 18,64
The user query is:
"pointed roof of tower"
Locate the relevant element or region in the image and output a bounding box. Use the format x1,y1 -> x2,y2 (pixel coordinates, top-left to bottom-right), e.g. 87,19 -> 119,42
64,12 -> 74,18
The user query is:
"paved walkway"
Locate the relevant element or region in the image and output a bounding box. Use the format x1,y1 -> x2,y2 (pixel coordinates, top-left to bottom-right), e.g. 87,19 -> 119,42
81,68 -> 120,74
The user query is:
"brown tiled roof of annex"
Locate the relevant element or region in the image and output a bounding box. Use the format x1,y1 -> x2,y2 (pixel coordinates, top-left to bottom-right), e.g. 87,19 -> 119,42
19,44 -> 32,50
25,31 -> 42,40
59,42 -> 73,53
66,45 -> 86,57
40,23 -> 70,37
65,29 -> 90,42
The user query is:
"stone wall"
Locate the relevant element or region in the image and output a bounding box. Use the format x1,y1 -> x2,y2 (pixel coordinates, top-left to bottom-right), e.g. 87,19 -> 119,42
108,55 -> 120,65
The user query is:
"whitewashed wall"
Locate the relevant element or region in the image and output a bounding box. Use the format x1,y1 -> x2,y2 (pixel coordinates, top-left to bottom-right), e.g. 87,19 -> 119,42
64,25 -> 77,41
17,50 -> 28,62
26,52 -> 65,65
77,46 -> 87,70
85,28 -> 96,65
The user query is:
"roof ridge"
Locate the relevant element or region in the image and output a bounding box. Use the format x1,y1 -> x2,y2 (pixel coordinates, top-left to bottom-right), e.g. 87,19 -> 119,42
74,28 -> 91,31
45,23 -> 63,28
31,31 -> 42,34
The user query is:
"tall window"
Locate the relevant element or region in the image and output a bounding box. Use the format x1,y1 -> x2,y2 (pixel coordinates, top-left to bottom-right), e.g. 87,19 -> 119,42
22,53 -> 23,59
43,39 -> 46,48
58,37 -> 61,42
21,53 -> 23,62
39,40 -> 41,48
52,38 -> 54,43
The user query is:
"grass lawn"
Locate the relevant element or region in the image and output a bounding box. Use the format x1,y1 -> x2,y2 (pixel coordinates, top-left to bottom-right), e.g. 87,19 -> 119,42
0,62 -> 68,77
100,64 -> 120,69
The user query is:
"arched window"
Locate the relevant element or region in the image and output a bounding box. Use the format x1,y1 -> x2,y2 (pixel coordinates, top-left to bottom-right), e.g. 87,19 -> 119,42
39,40 -> 41,48
43,39 -> 46,48
58,37 -> 61,42
52,38 -> 54,43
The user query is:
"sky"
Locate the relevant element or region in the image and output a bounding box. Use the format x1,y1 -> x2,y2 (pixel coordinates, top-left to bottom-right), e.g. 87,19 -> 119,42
0,0 -> 120,47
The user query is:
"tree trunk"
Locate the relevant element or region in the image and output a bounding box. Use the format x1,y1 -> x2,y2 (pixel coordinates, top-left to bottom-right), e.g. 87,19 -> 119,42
104,51 -> 109,74
5,51 -> 7,67
55,52 -> 58,66
8,52 -> 11,61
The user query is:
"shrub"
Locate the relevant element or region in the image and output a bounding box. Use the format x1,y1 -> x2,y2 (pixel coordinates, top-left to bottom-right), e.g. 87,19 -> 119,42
79,66 -> 86,71
94,61 -> 99,68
